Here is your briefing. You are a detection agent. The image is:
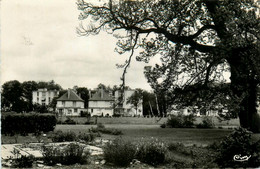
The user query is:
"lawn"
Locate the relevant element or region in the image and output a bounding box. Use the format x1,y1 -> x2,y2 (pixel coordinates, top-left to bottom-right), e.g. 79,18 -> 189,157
58,116 -> 240,126
2,124 -> 234,146
54,124 -> 233,146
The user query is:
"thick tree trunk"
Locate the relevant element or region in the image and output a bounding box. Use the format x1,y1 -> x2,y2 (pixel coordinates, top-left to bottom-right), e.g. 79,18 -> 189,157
229,50 -> 260,133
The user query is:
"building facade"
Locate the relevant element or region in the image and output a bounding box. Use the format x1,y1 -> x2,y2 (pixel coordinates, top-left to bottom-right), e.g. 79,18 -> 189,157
88,89 -> 114,117
56,89 -> 84,116
32,88 -> 59,106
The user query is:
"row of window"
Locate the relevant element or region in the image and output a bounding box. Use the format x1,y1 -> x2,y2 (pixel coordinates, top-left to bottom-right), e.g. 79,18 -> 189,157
59,108 -> 78,113
37,97 -> 51,103
61,101 -> 77,106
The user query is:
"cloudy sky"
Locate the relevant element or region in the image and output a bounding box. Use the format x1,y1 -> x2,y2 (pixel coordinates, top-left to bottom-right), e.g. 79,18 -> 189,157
1,0 -> 154,90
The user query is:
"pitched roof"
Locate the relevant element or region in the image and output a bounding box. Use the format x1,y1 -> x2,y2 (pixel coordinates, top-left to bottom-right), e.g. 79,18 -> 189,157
89,89 -> 114,101
57,89 -> 84,102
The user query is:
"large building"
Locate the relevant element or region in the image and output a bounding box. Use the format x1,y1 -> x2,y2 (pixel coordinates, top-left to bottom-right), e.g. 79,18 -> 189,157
88,88 -> 114,117
56,89 -> 84,116
32,88 -> 59,106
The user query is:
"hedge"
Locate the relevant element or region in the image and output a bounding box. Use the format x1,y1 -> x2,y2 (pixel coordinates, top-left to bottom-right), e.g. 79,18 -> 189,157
2,113 -> 57,135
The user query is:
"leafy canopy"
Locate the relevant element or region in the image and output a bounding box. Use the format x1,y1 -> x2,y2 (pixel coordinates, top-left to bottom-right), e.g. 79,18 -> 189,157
77,0 -> 260,115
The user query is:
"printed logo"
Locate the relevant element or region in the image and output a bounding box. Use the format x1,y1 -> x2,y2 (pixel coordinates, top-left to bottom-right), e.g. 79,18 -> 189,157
233,154 -> 251,162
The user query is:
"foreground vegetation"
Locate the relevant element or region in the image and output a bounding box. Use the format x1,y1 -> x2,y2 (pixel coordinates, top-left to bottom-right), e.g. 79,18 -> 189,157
3,119 -> 260,168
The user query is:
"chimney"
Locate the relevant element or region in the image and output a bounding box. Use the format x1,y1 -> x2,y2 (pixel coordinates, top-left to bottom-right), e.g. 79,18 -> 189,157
101,88 -> 104,98
68,89 -> 70,98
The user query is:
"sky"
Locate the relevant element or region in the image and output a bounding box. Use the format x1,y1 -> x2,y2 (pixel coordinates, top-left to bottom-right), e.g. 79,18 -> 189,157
1,0 -> 154,91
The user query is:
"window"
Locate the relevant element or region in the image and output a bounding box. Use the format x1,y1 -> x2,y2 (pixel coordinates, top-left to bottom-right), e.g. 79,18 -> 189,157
74,108 -> 77,113
73,101 -> 76,107
49,97 -> 51,103
37,97 -> 39,102
37,92 -> 39,96
62,101 -> 65,106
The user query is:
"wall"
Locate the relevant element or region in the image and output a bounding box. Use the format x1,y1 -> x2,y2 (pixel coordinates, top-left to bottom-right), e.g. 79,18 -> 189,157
56,100 -> 84,116
32,89 -> 58,105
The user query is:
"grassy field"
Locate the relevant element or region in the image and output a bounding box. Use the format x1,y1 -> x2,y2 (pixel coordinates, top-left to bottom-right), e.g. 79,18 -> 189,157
0,116 -> 242,146
59,116 -> 240,126
54,124 -> 233,146
2,124 -> 234,146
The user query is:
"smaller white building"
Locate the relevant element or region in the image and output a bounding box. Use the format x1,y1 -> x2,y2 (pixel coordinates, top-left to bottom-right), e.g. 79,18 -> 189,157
56,89 -> 84,116
88,89 -> 114,117
32,88 -> 59,106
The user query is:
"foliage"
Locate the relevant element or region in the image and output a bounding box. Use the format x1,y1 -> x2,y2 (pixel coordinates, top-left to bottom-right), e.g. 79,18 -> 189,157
21,81 -> 38,112
196,116 -> 215,128
51,130 -> 77,142
214,127 -> 260,168
78,132 -> 96,143
160,123 -> 166,128
80,111 -> 90,117
1,80 -> 25,112
103,138 -> 136,167
75,87 -> 90,108
166,114 -> 195,128
126,89 -> 143,115
50,130 -> 96,143
142,90 -> 157,116
250,113 -> 260,133
90,123 -> 123,135
77,0 -> 260,132
1,80 -> 62,112
1,113 -> 57,136
136,138 -> 167,166
42,143 -> 89,166
64,117 -> 77,124
33,103 -> 48,113
168,142 -> 189,155
12,155 -> 34,168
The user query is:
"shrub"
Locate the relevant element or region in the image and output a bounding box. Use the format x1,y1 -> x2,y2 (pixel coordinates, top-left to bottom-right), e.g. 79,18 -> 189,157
42,143 -> 90,166
136,138 -> 167,166
160,123 -> 166,128
166,115 -> 183,128
104,138 -> 136,167
168,142 -> 185,152
1,113 -> 56,136
166,114 -> 195,128
214,127 -> 260,168
51,130 -> 77,142
12,155 -> 34,168
78,133 -> 96,143
196,116 -> 214,128
64,117 -> 76,125
97,123 -> 105,129
90,124 -> 123,135
183,114 -> 196,128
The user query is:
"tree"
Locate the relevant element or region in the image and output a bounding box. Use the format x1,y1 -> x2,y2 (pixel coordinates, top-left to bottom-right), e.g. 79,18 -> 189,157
1,80 -> 25,112
77,0 -> 260,132
126,89 -> 143,115
37,80 -> 62,90
21,81 -> 38,111
76,87 -> 90,108
142,90 -> 157,116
